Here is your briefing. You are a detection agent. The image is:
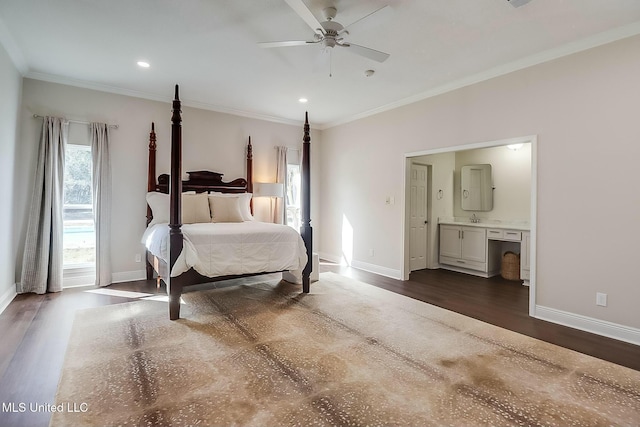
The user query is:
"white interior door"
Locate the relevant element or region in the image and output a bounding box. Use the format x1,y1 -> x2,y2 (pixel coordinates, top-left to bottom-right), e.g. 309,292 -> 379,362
409,163 -> 428,271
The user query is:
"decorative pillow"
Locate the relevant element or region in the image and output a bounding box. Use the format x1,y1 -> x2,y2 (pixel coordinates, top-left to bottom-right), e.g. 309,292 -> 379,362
209,192 -> 254,221
146,192 -> 169,226
209,196 -> 244,223
146,192 -> 211,226
181,193 -> 211,224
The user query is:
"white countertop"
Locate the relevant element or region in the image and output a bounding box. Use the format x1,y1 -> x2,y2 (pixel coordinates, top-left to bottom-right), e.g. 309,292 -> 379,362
438,217 -> 530,231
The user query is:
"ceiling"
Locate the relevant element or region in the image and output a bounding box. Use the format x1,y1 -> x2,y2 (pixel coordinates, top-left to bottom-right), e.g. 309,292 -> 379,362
1,0 -> 640,128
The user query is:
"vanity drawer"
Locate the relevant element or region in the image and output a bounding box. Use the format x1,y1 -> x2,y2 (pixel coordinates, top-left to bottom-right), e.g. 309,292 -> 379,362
503,230 -> 522,241
440,256 -> 487,272
487,229 -> 522,241
487,229 -> 504,240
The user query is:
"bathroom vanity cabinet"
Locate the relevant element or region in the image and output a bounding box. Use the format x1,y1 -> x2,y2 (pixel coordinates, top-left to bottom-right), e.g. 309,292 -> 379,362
439,221 -> 530,280
439,225 -> 488,272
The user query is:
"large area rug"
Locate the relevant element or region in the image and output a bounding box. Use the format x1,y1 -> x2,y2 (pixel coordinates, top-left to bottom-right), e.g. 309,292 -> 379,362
52,272 -> 640,426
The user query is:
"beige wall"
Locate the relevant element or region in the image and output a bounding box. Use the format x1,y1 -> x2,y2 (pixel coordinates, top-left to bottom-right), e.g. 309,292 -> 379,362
453,144 -> 531,221
319,34 -> 640,331
0,41 -> 21,309
17,79 -> 320,283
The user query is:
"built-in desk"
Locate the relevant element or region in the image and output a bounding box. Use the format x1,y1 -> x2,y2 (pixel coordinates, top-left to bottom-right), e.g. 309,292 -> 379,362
438,219 -> 530,284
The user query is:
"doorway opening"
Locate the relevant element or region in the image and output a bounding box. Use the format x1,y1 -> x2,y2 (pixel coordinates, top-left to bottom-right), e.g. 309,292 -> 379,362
402,135 -> 537,315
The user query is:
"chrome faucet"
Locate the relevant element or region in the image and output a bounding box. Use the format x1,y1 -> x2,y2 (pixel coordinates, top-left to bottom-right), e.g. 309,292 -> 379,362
470,213 -> 480,223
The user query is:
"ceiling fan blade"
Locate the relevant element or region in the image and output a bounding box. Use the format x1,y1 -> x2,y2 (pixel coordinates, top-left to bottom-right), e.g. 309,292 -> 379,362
284,0 -> 324,34
259,40 -> 315,48
344,5 -> 393,34
341,43 -> 390,63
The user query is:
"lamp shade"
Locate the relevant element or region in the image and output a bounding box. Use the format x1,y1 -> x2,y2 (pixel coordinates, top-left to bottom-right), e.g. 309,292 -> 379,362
253,182 -> 284,198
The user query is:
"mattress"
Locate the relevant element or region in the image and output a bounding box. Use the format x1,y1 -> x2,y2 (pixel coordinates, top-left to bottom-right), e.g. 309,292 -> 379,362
142,221 -> 307,278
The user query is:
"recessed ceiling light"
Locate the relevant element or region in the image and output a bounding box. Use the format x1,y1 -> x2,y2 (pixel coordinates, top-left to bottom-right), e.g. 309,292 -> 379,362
137,61 -> 150,68
298,98 -> 308,103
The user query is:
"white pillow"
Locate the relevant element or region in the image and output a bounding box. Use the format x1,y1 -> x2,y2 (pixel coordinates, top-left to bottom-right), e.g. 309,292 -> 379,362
146,192 -> 211,226
209,196 -> 244,223
209,192 -> 254,221
146,192 -> 169,226
181,193 -> 211,224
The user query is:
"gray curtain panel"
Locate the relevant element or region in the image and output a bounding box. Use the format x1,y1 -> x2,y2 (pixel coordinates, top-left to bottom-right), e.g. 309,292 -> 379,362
90,123 -> 112,287
275,146 -> 288,225
19,117 -> 67,294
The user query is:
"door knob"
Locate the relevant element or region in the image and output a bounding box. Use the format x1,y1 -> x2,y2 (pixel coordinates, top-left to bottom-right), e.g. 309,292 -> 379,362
424,220 -> 428,224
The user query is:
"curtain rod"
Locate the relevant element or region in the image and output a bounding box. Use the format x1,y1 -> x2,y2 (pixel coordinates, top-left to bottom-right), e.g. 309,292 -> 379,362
32,114 -> 119,129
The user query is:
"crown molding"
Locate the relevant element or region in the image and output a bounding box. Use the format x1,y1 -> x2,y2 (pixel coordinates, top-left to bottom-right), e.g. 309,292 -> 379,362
321,20 -> 640,130
24,71 -> 315,129
25,70 -> 169,102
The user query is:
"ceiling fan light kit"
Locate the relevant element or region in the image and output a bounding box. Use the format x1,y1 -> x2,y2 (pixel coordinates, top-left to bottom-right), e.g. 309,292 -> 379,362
259,0 -> 391,65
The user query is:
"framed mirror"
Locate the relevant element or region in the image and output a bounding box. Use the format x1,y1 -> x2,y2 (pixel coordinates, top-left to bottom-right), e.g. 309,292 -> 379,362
461,164 -> 493,211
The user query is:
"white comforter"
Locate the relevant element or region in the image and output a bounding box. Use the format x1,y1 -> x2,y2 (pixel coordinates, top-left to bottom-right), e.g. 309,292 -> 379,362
142,222 -> 308,278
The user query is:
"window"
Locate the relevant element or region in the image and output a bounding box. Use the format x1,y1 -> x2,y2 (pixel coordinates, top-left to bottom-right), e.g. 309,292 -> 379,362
63,144 -> 95,268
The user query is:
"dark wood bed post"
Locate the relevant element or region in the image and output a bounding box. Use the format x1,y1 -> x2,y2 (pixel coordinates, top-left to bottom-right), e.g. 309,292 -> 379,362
247,136 -> 253,213
146,122 -> 157,280
301,112 -> 312,293
168,85 -> 184,320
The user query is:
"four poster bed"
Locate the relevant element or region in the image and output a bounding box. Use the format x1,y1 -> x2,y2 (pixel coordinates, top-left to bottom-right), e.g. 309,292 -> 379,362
143,85 -> 312,320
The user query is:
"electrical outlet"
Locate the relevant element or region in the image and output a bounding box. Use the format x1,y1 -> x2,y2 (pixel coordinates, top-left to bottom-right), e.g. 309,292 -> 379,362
596,292 -> 607,307
135,253 -> 141,263
368,249 -> 375,257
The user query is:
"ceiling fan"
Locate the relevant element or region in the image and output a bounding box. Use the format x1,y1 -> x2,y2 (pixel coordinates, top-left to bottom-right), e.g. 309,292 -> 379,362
259,0 -> 391,63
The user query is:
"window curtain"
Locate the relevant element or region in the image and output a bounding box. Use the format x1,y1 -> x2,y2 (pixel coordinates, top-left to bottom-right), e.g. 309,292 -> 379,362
19,117 -> 67,294
275,146 -> 288,224
90,123 -> 112,287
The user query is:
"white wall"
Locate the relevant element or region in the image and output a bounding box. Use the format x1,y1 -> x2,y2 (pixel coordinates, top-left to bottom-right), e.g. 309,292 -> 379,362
0,41 -> 21,311
17,79 -> 320,284
319,34 -> 640,332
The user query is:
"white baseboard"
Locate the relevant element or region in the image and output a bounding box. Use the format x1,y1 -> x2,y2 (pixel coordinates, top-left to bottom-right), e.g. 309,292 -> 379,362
0,284 -> 17,315
317,252 -> 403,280
535,305 -> 640,346
317,251 -> 343,264
60,269 -> 147,288
351,260 -> 403,280
112,270 -> 147,284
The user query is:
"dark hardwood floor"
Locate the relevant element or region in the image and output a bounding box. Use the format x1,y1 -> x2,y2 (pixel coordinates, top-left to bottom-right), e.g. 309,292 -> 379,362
1,264 -> 638,427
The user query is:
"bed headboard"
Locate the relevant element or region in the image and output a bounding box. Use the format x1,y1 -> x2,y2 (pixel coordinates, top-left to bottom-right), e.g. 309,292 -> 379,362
146,124 -> 254,225
156,171 -> 248,194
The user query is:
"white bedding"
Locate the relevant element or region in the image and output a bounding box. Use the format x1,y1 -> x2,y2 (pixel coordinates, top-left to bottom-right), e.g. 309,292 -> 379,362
142,221 -> 308,278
